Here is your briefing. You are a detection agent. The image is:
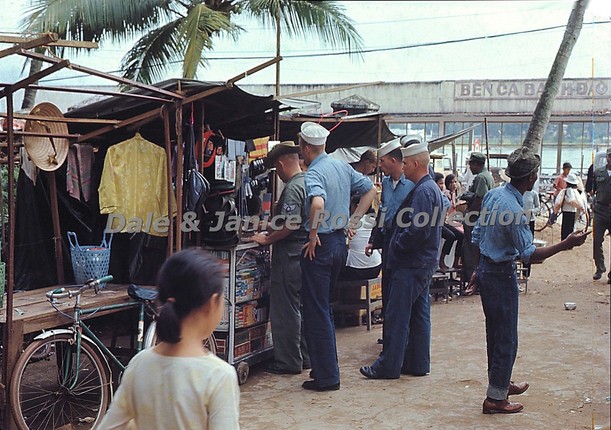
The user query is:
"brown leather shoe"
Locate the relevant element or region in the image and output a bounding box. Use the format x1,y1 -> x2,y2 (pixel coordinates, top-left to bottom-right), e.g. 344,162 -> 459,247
508,381 -> 529,396
483,399 -> 524,414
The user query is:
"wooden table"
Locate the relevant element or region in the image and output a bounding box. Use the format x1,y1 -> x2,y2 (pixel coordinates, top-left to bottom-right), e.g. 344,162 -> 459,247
0,284 -> 134,427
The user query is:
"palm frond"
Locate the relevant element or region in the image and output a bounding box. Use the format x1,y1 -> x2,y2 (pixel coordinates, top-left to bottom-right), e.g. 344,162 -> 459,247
243,0 -> 364,57
180,4 -> 238,78
120,20 -> 185,84
20,0 -> 174,44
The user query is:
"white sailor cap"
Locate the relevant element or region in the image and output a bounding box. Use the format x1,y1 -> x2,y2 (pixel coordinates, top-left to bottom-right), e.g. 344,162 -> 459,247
300,122 -> 330,145
401,141 -> 429,158
400,134 -> 422,146
378,138 -> 402,158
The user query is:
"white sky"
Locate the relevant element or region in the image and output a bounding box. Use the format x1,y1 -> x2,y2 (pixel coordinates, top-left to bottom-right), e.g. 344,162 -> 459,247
0,0 -> 610,88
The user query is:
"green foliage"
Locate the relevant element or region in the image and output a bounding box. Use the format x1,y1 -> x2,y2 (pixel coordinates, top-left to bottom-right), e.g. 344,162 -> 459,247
20,0 -> 364,84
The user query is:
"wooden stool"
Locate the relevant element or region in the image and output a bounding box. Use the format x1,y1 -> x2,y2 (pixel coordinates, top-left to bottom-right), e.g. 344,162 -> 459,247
334,277 -> 382,330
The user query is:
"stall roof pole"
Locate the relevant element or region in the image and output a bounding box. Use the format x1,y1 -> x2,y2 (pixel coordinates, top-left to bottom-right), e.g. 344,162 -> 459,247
0,60 -> 69,99
175,102 -> 183,252
2,91 -> 16,401
16,49 -> 182,100
0,33 -> 58,59
162,108 -> 174,257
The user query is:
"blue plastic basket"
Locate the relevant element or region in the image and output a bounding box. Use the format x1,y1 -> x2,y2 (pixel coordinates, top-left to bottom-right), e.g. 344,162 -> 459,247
67,232 -> 113,285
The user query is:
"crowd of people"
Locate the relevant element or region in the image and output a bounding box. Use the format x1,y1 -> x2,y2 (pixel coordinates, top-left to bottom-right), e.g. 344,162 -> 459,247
97,126 -> 607,427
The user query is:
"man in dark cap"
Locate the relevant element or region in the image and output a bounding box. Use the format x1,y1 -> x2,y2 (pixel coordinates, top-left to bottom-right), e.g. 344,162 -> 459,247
591,147 -> 611,283
467,146 -> 588,414
462,152 -> 494,289
553,161 -> 572,198
249,141 -> 310,374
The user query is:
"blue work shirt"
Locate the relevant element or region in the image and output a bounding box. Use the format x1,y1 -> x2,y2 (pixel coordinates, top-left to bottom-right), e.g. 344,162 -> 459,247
304,152 -> 373,234
387,175 -> 444,269
472,183 -> 536,264
380,174 -> 415,231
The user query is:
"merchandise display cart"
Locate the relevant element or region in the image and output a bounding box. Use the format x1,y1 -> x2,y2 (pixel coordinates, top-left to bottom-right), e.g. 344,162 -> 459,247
207,241 -> 273,384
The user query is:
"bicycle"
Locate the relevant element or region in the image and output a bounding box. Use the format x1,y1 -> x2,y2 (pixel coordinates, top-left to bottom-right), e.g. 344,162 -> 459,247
534,191 -> 555,232
9,276 -> 216,430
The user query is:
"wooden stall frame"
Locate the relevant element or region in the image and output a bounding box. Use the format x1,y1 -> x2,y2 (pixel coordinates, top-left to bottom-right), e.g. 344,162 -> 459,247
0,33 -> 281,427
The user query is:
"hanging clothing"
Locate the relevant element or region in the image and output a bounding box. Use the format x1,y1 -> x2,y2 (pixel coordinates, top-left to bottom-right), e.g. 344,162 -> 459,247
99,133 -> 176,237
19,146 -> 38,185
66,143 -> 94,202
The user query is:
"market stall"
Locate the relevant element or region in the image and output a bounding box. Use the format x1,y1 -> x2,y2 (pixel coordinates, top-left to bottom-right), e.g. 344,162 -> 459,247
1,34 -> 282,428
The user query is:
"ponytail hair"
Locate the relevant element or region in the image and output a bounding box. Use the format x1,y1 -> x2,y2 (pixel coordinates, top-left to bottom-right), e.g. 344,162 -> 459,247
156,249 -> 224,343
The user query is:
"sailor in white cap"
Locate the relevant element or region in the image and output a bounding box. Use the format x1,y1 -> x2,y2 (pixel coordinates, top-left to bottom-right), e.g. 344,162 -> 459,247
298,121 -> 377,391
365,137 -> 416,345
360,139 -> 444,380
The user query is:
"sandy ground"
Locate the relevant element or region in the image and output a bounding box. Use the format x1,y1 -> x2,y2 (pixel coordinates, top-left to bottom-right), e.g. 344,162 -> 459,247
239,227 -> 611,430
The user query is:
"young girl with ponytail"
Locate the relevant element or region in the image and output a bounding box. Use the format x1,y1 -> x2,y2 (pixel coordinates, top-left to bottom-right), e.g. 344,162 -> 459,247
99,249 -> 239,430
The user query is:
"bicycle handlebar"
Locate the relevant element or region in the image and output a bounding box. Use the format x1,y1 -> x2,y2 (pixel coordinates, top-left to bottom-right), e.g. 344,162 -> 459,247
46,275 -> 114,300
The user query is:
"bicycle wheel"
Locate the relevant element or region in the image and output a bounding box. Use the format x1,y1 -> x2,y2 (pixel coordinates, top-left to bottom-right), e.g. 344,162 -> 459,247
575,209 -> 590,231
10,334 -> 110,430
535,199 -> 552,231
143,320 -> 217,355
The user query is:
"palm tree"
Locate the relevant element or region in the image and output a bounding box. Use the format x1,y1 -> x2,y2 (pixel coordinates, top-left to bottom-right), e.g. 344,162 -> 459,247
523,0 -> 589,153
20,0 -> 363,86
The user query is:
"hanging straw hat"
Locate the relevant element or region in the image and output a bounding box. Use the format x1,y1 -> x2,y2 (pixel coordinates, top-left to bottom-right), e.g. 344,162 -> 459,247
24,102 -> 69,171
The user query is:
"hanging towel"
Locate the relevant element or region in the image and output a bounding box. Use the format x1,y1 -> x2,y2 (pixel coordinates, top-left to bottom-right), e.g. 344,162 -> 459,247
66,143 -> 94,202
19,146 -> 38,185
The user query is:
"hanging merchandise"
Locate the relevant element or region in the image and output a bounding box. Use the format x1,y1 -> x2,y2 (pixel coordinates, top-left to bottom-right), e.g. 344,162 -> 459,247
184,107 -> 210,212
67,231 -> 112,285
66,143 -> 94,202
200,192 -> 239,246
202,129 -> 235,192
99,133 -> 176,237
23,102 -> 70,171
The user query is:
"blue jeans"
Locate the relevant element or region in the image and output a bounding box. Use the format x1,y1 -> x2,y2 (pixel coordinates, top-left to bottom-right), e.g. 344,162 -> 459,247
478,258 -> 519,400
372,266 -> 434,378
301,230 -> 347,387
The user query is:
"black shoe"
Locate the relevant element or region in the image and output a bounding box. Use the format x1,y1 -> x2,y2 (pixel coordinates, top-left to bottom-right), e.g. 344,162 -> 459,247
593,271 -> 603,280
400,370 -> 428,377
377,337 -> 383,345
265,363 -> 301,375
359,365 -> 398,380
302,380 -> 340,391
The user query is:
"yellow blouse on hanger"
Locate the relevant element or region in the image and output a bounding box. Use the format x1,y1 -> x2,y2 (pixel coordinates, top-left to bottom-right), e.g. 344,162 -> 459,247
99,133 -> 176,237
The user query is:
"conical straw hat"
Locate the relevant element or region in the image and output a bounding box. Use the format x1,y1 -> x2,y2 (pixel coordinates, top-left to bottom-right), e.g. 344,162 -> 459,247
24,102 -> 69,171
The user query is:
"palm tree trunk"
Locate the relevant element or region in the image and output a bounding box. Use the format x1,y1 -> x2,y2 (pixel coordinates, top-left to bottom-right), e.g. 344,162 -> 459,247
523,0 -> 589,153
20,58 -> 42,110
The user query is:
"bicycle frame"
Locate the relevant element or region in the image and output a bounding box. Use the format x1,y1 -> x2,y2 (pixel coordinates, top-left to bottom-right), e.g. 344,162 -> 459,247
43,292 -> 152,390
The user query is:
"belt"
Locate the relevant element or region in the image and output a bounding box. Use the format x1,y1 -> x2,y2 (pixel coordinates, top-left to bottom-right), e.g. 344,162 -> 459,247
482,255 -> 514,265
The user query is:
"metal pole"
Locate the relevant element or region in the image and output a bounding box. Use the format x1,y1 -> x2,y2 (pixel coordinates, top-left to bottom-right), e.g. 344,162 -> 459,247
162,108 -> 174,257
47,171 -> 65,283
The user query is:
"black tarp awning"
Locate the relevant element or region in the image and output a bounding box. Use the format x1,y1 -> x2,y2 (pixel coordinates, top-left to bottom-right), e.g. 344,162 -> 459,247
66,79 -> 279,143
279,113 -> 396,153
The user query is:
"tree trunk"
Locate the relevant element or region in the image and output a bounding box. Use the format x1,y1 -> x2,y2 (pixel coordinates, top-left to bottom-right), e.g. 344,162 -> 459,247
20,59 -> 43,110
523,0 -> 589,153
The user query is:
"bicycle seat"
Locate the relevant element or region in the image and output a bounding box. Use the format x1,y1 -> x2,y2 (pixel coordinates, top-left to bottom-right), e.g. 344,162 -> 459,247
127,284 -> 159,302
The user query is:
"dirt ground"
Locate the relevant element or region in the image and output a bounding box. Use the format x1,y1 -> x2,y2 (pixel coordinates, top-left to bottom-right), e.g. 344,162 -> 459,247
239,227 -> 611,430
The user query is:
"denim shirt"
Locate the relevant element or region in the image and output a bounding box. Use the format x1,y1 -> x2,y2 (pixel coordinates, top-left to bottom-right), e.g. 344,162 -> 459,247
472,183 -> 536,264
380,174 -> 415,231
304,152 -> 373,234
387,175 -> 444,269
